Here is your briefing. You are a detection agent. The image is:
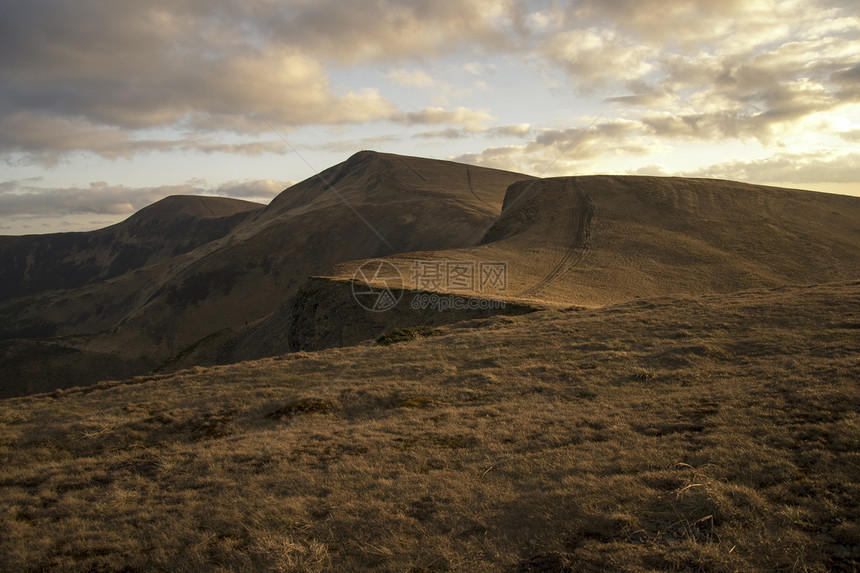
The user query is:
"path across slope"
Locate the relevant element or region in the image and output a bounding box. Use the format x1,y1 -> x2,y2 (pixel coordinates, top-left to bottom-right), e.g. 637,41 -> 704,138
517,177 -> 594,297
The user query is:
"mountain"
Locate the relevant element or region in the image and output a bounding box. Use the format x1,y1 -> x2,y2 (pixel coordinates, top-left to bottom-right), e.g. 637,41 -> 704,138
1,151 -> 859,398
209,171 -> 859,367
334,174 -> 860,306
0,195 -> 263,303
0,152 -> 531,396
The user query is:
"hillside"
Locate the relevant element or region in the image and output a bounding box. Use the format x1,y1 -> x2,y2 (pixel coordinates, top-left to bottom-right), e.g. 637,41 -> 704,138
1,281 -> 857,571
0,195 -> 263,303
137,169 -> 860,372
0,152 -> 531,397
333,175 -> 860,307
2,152 -> 859,398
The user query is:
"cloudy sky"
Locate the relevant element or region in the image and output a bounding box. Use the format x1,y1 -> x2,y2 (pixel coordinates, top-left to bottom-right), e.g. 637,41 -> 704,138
1,0 -> 858,234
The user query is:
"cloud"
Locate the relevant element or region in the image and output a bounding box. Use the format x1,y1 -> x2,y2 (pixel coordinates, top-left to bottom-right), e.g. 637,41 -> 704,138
832,63 -> 860,101
0,0 -> 524,131
413,123 -> 531,140
394,107 -> 495,132
1,0 -> 509,163
246,0 -> 526,63
540,1 -> 860,146
213,179 -> 291,199
627,164 -> 670,176
4,0 -> 525,161
2,43 -> 396,132
0,113 -> 179,165
490,123 -> 532,137
0,178 -> 287,218
0,182 -> 180,217
833,63 -> 860,85
183,140 -> 289,156
683,151 -> 860,185
527,121 -> 645,159
0,113 -> 300,165
556,0 -> 791,48
314,135 -> 401,153
413,128 -> 468,140
387,69 -> 437,88
452,119 -> 651,174
1,0 -> 858,187
637,78 -> 838,144
453,145 -> 531,173
463,62 -> 497,76
539,28 -> 657,87
605,81 -> 674,107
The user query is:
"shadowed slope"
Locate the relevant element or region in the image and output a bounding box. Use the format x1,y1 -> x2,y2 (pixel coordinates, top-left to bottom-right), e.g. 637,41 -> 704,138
0,195 -> 263,303
0,152 -> 530,396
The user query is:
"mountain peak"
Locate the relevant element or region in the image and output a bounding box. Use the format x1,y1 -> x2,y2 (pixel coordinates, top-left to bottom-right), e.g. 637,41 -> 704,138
131,195 -> 263,223
263,150 -> 528,218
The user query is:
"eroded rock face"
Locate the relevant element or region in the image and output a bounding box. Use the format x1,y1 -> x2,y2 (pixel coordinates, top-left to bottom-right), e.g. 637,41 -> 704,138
160,276 -> 538,372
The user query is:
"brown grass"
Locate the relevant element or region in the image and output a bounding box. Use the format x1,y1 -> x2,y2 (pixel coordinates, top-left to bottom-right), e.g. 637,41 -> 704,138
1,281 -> 858,571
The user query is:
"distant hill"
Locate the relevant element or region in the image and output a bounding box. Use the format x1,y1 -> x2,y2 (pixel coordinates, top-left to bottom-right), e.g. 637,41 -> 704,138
0,195 -> 263,302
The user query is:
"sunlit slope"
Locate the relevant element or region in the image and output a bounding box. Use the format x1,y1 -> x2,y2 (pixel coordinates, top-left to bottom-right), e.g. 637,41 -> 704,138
335,175 -> 860,307
1,281 -> 857,571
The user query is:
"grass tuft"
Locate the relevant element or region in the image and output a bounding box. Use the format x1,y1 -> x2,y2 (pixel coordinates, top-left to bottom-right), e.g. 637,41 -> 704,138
266,399 -> 330,421
376,326 -> 442,345
631,367 -> 656,381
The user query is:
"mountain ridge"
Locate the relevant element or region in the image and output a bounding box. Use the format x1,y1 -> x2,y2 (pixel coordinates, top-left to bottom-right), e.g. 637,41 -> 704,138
1,151 -> 859,397
332,172 -> 860,307
0,195 -> 264,303
0,152 -> 533,396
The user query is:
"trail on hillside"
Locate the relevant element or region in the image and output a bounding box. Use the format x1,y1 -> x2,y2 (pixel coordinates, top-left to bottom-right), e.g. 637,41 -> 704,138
398,156 -> 429,182
465,166 -> 497,213
517,177 -> 594,297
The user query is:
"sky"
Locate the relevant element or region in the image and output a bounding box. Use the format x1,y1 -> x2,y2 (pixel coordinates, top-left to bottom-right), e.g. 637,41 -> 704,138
1,0 -> 858,235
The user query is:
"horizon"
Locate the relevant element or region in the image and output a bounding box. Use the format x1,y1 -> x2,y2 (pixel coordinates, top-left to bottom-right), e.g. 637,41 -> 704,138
1,0 -> 858,234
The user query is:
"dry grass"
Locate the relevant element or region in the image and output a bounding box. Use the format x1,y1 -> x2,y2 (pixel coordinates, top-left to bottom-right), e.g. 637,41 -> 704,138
1,281 -> 858,571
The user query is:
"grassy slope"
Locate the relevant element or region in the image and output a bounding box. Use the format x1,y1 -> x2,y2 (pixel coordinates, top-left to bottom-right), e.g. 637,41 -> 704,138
1,281 -> 858,572
334,176 -> 860,309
